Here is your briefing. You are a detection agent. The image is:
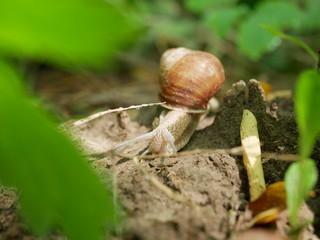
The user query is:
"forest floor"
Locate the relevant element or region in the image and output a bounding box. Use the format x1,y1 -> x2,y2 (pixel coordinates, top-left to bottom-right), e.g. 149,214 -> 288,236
0,77 -> 320,240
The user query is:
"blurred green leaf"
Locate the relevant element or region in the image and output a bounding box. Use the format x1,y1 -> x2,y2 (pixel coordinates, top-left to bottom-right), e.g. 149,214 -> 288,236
252,1 -> 301,28
145,0 -> 181,16
203,5 -> 248,38
184,0 -> 237,14
237,1 -> 302,59
300,0 -> 320,32
286,69 -> 320,228
150,18 -> 197,48
238,17 -> 279,59
285,159 -> 317,227
262,25 -> 317,61
0,60 -> 118,239
295,70 -> 320,158
0,0 -> 143,68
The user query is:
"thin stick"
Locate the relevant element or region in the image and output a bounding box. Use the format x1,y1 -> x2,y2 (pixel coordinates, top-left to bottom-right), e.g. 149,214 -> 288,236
112,147 -> 299,162
261,152 -> 299,161
88,146 -> 299,162
72,102 -> 165,127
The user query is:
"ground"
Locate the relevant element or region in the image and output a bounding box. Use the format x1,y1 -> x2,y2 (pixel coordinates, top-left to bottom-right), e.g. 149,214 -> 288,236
0,80 -> 319,240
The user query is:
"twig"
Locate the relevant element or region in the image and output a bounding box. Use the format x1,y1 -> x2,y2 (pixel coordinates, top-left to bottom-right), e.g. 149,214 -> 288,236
119,147 -> 243,159
262,152 -> 299,161
71,102 -> 165,127
87,147 -> 241,160
132,157 -> 186,203
94,146 -> 299,162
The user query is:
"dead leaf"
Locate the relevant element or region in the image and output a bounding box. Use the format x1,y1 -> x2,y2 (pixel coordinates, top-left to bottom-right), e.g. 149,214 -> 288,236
260,81 -> 272,96
248,181 -> 287,225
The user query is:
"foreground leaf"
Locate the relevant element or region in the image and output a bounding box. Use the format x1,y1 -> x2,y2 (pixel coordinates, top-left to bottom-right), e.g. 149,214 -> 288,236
0,60 -> 117,239
295,70 -> 320,158
284,70 -> 320,229
285,160 -> 317,227
240,109 -> 266,201
0,0 -> 142,68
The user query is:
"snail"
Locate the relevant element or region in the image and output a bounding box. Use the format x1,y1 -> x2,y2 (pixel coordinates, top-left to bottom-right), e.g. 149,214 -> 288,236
113,47 -> 225,155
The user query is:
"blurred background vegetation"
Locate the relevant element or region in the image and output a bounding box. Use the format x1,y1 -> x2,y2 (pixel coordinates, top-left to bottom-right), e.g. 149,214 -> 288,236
0,0 -> 319,239
26,0 -> 320,119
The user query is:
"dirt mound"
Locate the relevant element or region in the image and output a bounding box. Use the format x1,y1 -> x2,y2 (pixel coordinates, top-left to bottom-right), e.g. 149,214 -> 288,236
1,80 -> 319,239
75,80 -> 318,239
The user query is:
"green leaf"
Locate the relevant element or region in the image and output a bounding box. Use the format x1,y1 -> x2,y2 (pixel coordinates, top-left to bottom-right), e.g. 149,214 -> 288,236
184,0 -> 237,14
295,70 -> 320,158
203,5 -> 248,38
262,25 -> 317,61
237,1 -> 302,59
238,16 -> 280,60
144,0 -> 181,16
300,0 -> 320,32
285,159 -> 317,227
150,18 -> 196,48
0,0 -> 143,68
0,60 -> 118,239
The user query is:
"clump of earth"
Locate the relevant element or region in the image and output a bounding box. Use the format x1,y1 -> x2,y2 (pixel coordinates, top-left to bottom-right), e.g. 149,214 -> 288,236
1,80 -> 319,240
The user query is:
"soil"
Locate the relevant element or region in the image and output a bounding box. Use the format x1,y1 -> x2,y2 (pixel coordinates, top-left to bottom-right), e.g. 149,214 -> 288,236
1,80 -> 320,240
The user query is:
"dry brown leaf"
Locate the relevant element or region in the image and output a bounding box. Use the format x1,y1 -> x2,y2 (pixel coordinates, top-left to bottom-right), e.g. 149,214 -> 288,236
248,181 -> 287,225
260,81 -> 272,96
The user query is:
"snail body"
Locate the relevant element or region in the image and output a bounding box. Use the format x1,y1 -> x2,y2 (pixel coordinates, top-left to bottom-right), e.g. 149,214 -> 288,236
113,47 -> 225,155
149,110 -> 201,154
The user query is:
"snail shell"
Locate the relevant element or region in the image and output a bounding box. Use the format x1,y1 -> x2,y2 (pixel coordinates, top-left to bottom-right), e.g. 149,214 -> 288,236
159,47 -> 225,112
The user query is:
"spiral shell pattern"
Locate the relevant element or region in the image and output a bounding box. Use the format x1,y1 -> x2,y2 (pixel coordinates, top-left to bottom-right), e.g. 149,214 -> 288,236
159,47 -> 225,111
